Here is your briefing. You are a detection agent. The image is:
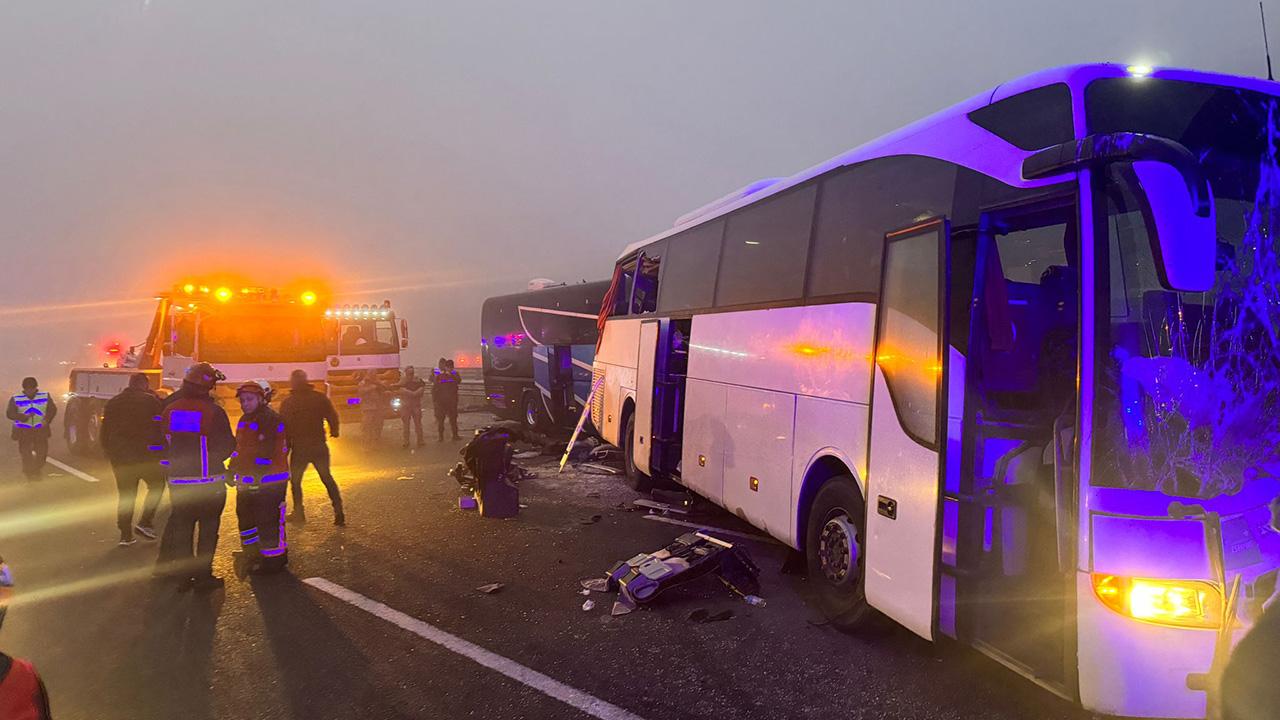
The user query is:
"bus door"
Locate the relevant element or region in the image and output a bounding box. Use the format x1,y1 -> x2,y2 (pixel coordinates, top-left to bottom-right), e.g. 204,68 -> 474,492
633,318 -> 689,478
865,219 -> 950,641
948,200 -> 1080,695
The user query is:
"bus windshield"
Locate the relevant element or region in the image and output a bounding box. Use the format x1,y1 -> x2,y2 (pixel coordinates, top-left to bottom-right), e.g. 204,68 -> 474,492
198,307 -> 328,364
1089,78 -> 1280,499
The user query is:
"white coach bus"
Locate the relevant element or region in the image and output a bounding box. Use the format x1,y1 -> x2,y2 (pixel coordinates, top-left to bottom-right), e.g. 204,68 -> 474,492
590,64 -> 1280,718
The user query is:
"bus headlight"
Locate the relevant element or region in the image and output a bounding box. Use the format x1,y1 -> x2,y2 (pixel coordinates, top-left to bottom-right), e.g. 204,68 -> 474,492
1091,573 -> 1222,629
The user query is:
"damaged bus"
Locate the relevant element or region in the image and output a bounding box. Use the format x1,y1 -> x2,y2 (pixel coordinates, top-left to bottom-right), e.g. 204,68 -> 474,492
590,64 -> 1280,717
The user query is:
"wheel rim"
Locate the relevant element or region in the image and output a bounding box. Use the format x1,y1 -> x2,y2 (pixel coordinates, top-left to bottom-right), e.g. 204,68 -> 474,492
525,398 -> 538,427
88,415 -> 100,443
68,422 -> 79,446
818,512 -> 860,585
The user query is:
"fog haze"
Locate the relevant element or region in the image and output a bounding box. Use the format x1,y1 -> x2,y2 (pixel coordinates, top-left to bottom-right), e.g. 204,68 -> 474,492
0,0 -> 1269,389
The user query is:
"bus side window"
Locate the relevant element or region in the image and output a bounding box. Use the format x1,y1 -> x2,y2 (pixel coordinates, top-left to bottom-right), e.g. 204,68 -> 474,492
631,253 -> 661,314
614,262 -> 636,316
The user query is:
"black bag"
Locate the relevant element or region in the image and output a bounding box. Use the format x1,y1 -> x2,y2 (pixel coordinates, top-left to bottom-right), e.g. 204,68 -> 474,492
457,425 -> 521,518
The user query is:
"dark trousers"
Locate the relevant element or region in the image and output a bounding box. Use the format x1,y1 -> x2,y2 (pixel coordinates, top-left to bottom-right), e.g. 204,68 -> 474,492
289,444 -> 342,513
158,483 -> 226,579
401,405 -> 423,446
434,401 -> 458,440
113,461 -> 166,534
15,430 -> 48,477
236,482 -> 288,568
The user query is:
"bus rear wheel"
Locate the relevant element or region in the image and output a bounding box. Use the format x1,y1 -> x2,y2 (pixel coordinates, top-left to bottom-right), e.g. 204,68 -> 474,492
523,392 -> 548,431
805,476 -> 873,631
622,413 -> 652,492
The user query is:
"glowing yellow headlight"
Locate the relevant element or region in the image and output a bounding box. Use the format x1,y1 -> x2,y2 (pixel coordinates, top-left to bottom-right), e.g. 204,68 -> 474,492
300,290 -> 318,306
214,287 -> 233,303
1091,573 -> 1222,629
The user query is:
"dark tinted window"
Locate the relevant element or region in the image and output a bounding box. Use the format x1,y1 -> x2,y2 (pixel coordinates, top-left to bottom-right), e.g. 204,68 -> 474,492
657,220 -> 723,312
807,156 -> 957,298
715,185 -> 816,307
631,243 -> 664,314
968,83 -> 1074,151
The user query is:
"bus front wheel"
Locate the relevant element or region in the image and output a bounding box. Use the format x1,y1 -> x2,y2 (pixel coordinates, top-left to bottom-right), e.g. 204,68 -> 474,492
805,476 -> 873,631
622,413 -> 652,492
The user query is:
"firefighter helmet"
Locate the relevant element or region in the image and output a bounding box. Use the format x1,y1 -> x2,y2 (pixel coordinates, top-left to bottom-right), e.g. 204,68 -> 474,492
236,379 -> 274,403
183,362 -> 225,389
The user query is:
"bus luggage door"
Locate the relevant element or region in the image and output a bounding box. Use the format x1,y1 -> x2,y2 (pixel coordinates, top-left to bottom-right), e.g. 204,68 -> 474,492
864,219 -> 949,641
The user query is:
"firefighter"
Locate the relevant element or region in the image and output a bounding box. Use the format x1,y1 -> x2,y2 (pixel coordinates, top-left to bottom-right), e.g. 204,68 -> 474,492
156,362 -> 235,591
229,381 -> 290,578
6,378 -> 56,480
0,557 -> 53,720
399,366 -> 426,448
432,359 -> 461,442
357,371 -> 386,447
100,373 -> 166,546
280,370 -> 344,526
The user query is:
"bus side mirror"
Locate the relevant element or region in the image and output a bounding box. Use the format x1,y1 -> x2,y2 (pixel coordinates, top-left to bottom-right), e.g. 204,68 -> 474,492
400,318 -> 409,340
1132,161 -> 1217,293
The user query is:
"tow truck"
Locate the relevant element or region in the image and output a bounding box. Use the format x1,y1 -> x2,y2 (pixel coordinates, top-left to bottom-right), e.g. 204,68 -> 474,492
64,282 -> 410,454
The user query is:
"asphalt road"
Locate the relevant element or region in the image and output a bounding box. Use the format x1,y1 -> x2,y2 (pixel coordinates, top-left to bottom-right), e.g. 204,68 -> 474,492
0,412 -> 1090,720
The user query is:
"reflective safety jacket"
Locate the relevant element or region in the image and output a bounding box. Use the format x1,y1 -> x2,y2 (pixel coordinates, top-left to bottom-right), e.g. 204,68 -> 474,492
160,386 -> 235,485
0,653 -> 51,720
7,392 -> 53,431
229,406 -> 289,486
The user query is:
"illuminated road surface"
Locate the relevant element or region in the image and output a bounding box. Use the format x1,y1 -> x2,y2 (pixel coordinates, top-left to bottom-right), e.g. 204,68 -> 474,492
0,414 -> 1087,720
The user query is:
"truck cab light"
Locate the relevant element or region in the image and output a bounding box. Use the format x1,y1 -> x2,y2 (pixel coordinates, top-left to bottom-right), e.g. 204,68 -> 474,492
1091,573 -> 1222,629
300,291 -> 317,306
214,287 -> 233,303
182,283 -> 196,294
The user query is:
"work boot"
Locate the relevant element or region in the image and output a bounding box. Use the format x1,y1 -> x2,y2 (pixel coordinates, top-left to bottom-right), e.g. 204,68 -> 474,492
118,531 -> 137,547
134,524 -> 158,541
287,510 -> 306,525
233,551 -> 253,580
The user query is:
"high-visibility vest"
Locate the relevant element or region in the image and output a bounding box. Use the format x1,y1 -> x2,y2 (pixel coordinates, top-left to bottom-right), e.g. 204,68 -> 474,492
0,655 -> 44,720
11,393 -> 50,430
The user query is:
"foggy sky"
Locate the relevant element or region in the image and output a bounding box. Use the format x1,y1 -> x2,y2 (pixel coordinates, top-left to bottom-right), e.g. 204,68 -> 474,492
0,0 -> 1271,388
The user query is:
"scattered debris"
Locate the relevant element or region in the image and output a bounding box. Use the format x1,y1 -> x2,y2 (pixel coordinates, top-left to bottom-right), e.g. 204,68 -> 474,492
579,578 -> 610,593
579,589 -> 591,596
450,425 -> 522,518
513,450 -> 541,460
585,491 -> 601,498
518,503 -> 529,509
610,600 -> 634,616
396,475 -> 415,481
578,462 -> 622,476
743,595 -> 767,607
579,514 -> 603,525
688,608 -> 735,624
633,498 -> 689,515
458,496 -> 478,511
582,599 -> 596,611
475,583 -> 504,594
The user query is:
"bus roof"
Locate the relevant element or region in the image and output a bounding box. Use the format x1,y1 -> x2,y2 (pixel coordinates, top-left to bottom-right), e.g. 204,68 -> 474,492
618,63 -> 1280,261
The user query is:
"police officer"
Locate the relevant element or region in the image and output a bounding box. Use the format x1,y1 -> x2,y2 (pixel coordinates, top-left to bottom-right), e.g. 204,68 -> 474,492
398,366 -> 426,448
432,359 -> 461,441
100,373 -> 165,546
6,378 -> 56,479
229,381 -> 290,578
156,363 -> 235,591
0,557 -> 53,720
280,370 -> 344,526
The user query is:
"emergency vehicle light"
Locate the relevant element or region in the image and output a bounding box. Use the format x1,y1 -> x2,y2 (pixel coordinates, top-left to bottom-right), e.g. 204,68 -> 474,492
1091,573 -> 1222,629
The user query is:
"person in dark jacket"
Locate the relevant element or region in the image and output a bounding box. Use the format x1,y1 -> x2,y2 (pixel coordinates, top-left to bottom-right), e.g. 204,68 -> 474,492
432,359 -> 461,441
6,378 -> 57,480
229,381 -> 290,578
0,557 -> 53,720
100,373 -> 166,546
156,363 -> 235,591
398,366 -> 427,449
279,370 -> 344,526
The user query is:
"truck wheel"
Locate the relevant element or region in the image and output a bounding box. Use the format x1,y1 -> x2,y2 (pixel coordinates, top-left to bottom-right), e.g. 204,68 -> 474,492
66,402 -> 89,456
622,413 -> 652,492
805,476 -> 874,632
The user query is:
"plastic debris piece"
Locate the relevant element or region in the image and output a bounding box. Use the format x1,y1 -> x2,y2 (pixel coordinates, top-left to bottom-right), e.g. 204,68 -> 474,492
519,503 -> 529,509
578,462 -> 622,475
396,475 -> 415,481
458,495 -> 479,510
475,583 -> 504,594
743,595 -> 767,607
580,578 -> 610,593
688,608 -> 735,624
514,450 -> 541,460
579,514 -> 603,525
632,498 -> 689,515
610,600 -> 634,616
579,588 -> 591,596
582,599 -> 596,611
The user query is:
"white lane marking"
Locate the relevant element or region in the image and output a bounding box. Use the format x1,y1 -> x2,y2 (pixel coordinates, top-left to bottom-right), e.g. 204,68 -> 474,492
46,457 -> 101,483
640,514 -> 781,544
303,577 -> 648,720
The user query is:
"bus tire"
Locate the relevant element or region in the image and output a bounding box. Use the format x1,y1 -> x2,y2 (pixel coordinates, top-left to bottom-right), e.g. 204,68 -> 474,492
622,413 -> 652,492
66,401 -> 90,456
523,392 -> 548,431
805,475 -> 873,631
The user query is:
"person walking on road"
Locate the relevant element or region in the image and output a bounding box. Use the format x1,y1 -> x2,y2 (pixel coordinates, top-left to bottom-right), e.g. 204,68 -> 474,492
100,373 -> 166,546
280,369 -> 344,526
156,363 -> 235,591
0,557 -> 53,720
398,366 -> 426,448
357,371 -> 386,447
6,378 -> 56,480
432,359 -> 461,442
229,381 -> 290,578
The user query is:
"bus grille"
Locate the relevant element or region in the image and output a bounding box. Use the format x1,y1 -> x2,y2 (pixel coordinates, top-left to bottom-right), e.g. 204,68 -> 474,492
591,368 -> 606,428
